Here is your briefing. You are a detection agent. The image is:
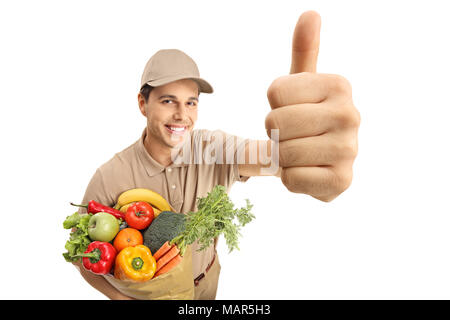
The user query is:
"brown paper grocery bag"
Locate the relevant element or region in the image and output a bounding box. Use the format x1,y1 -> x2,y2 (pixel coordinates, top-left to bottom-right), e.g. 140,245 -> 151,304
103,245 -> 194,300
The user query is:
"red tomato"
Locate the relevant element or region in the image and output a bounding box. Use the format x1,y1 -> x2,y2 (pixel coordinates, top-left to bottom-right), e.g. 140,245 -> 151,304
125,202 -> 155,230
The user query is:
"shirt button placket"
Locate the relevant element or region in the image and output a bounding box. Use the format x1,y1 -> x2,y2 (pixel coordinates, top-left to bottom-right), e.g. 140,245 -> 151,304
166,167 -> 180,210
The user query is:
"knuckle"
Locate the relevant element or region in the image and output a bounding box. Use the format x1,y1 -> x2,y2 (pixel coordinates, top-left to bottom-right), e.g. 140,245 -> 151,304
264,111 -> 279,134
340,140 -> 358,160
349,141 -> 358,159
329,74 -> 352,98
312,168 -> 342,202
334,106 -> 360,129
334,166 -> 353,194
267,76 -> 285,106
345,106 -> 361,129
340,172 -> 353,193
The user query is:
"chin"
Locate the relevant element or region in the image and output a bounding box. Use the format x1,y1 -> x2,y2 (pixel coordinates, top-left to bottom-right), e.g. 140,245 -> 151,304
163,127 -> 191,148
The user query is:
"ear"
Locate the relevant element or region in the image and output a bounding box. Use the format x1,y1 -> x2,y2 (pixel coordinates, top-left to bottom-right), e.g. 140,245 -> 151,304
137,93 -> 147,117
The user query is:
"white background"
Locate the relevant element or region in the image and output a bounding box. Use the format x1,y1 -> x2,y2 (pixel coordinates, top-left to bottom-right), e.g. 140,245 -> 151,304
1,0 -> 449,299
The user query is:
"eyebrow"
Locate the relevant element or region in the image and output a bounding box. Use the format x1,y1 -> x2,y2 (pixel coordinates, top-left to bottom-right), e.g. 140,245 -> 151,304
158,94 -> 198,102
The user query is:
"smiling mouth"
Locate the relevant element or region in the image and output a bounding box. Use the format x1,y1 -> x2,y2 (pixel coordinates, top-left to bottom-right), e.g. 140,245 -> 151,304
165,124 -> 188,135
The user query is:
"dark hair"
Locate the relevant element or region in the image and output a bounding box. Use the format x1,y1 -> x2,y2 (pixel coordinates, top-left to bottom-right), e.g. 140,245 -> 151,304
139,82 -> 201,103
140,84 -> 154,103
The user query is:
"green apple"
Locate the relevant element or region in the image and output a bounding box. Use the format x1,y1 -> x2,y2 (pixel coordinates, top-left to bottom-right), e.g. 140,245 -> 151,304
88,212 -> 119,242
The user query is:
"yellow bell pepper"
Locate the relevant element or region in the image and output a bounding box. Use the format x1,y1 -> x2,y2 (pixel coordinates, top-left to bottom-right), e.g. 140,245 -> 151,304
114,245 -> 156,282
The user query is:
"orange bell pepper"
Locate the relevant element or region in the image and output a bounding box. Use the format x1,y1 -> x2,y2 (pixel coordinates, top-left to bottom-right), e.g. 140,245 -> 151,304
114,245 -> 156,282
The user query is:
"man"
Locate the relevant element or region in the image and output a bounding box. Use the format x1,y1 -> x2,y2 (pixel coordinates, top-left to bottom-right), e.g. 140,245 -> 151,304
73,11 -> 360,299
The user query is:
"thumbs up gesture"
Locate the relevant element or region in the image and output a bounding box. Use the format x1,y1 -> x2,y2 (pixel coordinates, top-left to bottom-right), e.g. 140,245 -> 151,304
266,11 -> 361,202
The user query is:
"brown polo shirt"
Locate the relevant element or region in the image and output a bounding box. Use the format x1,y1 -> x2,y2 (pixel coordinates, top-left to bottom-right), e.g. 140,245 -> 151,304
77,127 -> 250,279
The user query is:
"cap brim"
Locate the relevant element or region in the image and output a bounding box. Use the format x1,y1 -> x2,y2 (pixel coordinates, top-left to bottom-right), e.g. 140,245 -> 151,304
145,75 -> 213,94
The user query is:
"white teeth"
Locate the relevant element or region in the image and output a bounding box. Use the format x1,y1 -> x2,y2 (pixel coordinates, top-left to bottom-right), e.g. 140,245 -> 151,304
169,126 -> 185,131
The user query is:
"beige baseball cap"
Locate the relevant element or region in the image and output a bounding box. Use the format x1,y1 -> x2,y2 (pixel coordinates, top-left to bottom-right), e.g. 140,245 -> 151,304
140,49 -> 213,94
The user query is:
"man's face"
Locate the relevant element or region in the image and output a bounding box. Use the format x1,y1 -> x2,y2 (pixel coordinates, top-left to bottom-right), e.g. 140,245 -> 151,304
139,79 -> 199,149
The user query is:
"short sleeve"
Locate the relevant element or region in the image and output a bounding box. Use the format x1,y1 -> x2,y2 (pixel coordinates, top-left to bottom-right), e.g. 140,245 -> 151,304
220,129 -> 251,184
197,129 -> 251,185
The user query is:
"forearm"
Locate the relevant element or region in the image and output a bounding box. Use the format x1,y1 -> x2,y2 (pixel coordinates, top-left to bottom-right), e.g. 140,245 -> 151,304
73,262 -> 134,300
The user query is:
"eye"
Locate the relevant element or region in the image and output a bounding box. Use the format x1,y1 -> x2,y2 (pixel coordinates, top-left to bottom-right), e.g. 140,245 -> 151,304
162,99 -> 173,104
187,101 -> 197,107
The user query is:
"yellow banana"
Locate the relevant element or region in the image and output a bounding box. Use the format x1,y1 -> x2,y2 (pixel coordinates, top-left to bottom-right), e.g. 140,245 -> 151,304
152,206 -> 162,218
119,201 -> 161,218
119,202 -> 135,213
116,188 -> 172,212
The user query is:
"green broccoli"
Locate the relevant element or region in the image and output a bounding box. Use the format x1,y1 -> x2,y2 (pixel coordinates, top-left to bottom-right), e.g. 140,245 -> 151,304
142,211 -> 186,254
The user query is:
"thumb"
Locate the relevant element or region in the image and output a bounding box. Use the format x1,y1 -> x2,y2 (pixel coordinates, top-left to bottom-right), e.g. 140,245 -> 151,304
289,10 -> 322,74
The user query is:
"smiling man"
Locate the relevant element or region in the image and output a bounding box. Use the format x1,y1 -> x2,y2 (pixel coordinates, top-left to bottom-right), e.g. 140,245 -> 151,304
139,79 -> 200,164
74,11 -> 360,300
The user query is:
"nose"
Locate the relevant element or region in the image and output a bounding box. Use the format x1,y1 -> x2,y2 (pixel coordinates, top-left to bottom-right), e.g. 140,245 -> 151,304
173,103 -> 188,120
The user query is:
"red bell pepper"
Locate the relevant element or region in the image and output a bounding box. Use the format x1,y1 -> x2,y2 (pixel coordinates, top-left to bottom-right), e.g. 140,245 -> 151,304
76,241 -> 117,275
70,200 -> 124,220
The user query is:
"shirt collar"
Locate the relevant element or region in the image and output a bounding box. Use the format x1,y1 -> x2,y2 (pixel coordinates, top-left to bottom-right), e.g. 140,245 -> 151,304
136,128 -> 188,177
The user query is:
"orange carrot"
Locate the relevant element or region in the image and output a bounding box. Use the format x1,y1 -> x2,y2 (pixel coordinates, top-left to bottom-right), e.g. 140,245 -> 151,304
154,254 -> 182,277
156,245 -> 180,272
153,241 -> 173,261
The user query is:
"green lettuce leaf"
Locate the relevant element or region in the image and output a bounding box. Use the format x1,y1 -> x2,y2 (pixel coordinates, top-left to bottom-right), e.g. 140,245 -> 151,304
62,212 -> 93,262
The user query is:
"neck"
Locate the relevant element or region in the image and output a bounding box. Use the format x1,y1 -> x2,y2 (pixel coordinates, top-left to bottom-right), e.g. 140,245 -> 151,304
143,129 -> 173,167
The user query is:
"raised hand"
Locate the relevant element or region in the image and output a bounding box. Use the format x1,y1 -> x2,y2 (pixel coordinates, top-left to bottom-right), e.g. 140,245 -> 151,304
265,11 -> 361,202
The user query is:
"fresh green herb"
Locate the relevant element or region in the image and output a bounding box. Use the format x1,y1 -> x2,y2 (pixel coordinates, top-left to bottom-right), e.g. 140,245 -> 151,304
171,185 -> 254,255
62,212 -> 93,262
